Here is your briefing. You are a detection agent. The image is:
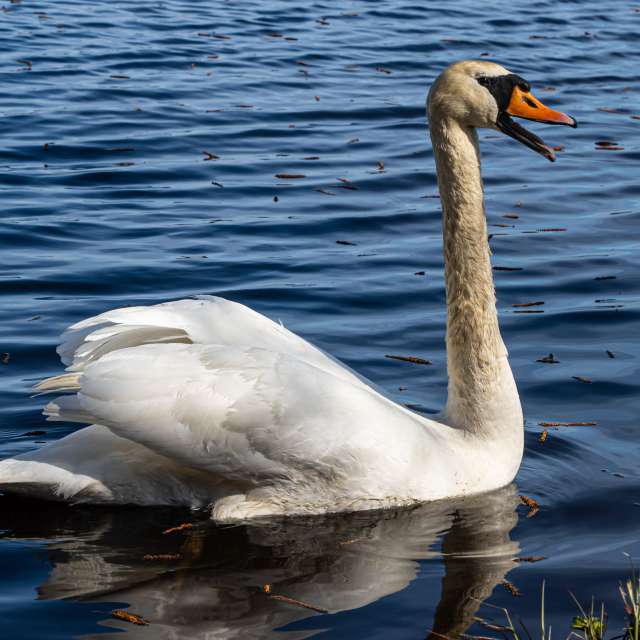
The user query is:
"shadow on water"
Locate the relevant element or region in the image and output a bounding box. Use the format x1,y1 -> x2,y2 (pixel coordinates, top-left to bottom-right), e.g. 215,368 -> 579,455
0,486 -> 519,639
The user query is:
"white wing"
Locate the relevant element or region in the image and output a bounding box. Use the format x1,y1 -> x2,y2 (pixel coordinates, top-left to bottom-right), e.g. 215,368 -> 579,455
1,297 -> 445,517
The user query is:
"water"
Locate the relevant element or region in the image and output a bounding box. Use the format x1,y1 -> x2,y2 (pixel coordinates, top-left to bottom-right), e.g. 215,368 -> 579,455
0,0 -> 639,637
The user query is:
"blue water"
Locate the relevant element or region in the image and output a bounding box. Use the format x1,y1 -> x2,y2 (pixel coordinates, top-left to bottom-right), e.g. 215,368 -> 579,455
1,0 -> 639,637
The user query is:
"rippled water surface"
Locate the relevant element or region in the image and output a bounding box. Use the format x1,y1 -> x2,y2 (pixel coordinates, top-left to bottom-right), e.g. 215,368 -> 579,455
1,1 -> 639,638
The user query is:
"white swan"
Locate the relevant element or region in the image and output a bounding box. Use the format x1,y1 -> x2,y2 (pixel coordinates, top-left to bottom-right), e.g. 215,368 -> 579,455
0,61 -> 576,522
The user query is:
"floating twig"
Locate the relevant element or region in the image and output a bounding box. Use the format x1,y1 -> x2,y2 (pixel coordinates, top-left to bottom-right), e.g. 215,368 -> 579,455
514,556 -> 546,563
262,584 -> 329,613
520,495 -> 539,518
538,421 -> 597,427
111,610 -> 149,626
501,580 -> 522,596
162,523 -> 194,535
385,354 -> 432,365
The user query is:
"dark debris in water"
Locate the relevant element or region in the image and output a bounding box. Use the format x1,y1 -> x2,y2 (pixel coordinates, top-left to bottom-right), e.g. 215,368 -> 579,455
111,610 -> 149,626
519,495 -> 539,518
385,354 -> 432,365
539,421 -> 597,427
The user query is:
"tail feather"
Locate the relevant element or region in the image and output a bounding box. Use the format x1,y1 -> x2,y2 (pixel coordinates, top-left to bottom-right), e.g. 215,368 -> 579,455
43,397 -> 96,424
32,372 -> 82,396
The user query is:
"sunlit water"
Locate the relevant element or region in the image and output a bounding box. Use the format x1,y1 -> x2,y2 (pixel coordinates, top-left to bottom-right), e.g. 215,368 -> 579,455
0,1 -> 639,638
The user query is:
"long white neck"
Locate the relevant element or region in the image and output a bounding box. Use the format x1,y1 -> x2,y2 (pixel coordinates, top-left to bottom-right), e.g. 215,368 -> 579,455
430,116 -> 522,439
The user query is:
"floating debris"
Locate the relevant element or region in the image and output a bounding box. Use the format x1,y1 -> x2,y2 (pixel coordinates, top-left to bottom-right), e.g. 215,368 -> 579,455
111,610 -> 149,626
377,160 -> 385,171
539,421 -> 597,427
594,275 -> 616,280
520,495 -> 539,518
338,537 -> 363,545
512,301 -> 544,308
143,554 -> 182,561
385,354 -> 432,365
414,271 -> 425,276
23,430 -> 46,437
336,240 -> 356,246
17,59 -> 33,70
347,138 -> 359,144
493,266 -> 523,271
203,151 -> 219,161
375,66 -> 392,74
501,579 -> 522,596
537,353 -> 559,364
503,213 -> 519,219
539,430 -> 548,443
597,108 -> 623,114
595,140 -> 624,150
110,74 -> 130,80
336,177 -> 358,190
1,353 -> 9,365
162,523 -> 194,535
572,376 -> 593,384
263,584 -> 329,613
303,156 -> 320,160
514,556 -> 546,563
275,173 -> 305,179
606,350 -> 615,358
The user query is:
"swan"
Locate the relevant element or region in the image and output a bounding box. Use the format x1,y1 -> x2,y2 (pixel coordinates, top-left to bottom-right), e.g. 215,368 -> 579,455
0,61 -> 576,522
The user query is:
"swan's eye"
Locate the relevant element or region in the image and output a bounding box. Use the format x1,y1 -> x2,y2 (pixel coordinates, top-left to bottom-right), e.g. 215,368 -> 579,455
476,74 -> 531,112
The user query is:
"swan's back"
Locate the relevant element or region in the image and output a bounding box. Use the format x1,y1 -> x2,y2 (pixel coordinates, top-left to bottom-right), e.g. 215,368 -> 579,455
1,297 -> 448,520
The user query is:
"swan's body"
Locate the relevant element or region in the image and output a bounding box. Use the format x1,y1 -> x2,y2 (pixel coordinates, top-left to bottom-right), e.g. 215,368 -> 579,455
0,61 -> 575,522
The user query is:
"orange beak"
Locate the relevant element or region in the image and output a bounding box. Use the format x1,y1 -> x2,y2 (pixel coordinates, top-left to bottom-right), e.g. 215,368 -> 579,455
496,85 -> 576,162
506,86 -> 577,127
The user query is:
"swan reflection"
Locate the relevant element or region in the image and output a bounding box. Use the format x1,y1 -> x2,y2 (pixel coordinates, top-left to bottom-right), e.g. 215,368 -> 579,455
1,485 -> 520,638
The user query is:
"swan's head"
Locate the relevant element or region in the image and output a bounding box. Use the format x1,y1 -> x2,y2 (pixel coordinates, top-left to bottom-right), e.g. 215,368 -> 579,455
428,60 -> 577,161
